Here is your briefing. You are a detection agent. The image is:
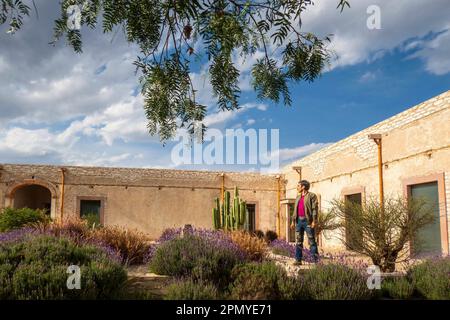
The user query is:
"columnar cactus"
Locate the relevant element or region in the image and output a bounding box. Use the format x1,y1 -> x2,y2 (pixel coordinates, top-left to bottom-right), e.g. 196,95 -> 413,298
212,186 -> 248,231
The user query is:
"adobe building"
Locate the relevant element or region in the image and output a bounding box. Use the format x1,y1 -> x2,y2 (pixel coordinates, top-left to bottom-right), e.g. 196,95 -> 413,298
282,90 -> 450,256
0,165 -> 281,239
0,90 -> 449,253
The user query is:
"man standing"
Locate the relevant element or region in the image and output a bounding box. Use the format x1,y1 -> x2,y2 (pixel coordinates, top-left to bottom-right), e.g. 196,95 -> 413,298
290,180 -> 319,265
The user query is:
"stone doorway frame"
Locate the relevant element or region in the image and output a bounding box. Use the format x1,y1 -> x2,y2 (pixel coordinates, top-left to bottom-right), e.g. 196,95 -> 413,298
4,178 -> 58,219
402,172 -> 449,256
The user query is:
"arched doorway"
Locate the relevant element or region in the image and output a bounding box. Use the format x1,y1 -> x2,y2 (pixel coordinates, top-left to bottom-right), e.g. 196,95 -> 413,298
14,184 -> 52,215
5,179 -> 58,219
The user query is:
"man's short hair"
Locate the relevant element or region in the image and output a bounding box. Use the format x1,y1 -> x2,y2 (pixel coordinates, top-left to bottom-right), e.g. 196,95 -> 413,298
299,180 -> 310,190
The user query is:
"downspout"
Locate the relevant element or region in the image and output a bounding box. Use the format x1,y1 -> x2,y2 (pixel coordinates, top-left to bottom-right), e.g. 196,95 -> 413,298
377,139 -> 384,209
368,134 -> 384,214
276,175 -> 281,236
60,168 -> 65,222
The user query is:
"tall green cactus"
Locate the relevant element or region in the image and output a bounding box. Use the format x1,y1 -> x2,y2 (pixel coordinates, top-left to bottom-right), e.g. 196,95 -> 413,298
212,186 -> 248,231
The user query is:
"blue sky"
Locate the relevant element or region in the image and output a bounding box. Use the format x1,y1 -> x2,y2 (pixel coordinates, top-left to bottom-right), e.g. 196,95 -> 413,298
0,0 -> 449,172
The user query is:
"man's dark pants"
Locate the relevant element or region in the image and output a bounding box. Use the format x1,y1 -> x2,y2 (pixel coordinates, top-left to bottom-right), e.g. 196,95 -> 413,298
295,218 -> 319,262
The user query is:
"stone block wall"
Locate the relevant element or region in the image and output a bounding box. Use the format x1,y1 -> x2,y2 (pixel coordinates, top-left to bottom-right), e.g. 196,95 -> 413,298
0,164 -> 281,239
283,90 -> 450,253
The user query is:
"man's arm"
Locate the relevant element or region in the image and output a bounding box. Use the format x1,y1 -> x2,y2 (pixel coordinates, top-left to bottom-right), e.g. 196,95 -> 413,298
290,197 -> 298,228
311,193 -> 319,223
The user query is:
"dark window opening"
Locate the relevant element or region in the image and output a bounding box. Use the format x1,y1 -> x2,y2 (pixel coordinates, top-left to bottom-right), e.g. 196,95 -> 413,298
344,193 -> 363,251
246,204 -> 256,232
410,182 -> 441,257
80,200 -> 102,225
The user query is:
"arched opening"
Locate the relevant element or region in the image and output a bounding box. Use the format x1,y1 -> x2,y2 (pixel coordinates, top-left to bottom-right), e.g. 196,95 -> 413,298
13,184 -> 52,215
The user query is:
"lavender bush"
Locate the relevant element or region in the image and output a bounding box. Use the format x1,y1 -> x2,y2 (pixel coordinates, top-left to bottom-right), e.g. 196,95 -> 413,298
145,227 -> 248,263
0,226 -> 122,264
269,239 -> 315,263
149,228 -> 248,289
407,256 -> 450,299
0,235 -> 127,300
304,263 -> 373,300
321,251 -> 370,271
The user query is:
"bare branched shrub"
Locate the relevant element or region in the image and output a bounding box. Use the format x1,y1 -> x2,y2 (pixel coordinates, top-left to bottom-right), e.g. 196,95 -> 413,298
330,197 -> 435,272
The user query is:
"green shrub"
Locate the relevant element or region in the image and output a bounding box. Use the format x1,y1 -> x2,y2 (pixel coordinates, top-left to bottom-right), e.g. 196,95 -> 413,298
81,212 -> 101,228
0,235 -> 127,299
228,261 -> 306,300
278,273 -> 310,300
304,264 -> 373,300
408,258 -> 450,300
165,278 -> 219,300
0,207 -> 50,232
381,276 -> 414,299
149,234 -> 244,289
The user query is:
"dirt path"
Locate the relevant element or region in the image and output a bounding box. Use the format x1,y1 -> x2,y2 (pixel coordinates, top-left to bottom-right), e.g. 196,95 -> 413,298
125,265 -> 172,299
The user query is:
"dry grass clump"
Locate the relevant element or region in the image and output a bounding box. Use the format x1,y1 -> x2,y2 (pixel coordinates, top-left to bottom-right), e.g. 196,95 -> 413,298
90,225 -> 152,265
229,230 -> 268,261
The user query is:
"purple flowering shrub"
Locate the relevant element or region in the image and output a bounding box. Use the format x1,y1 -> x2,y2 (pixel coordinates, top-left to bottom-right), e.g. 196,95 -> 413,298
165,278 -> 220,300
407,256 -> 450,299
145,227 -> 248,263
0,221 -> 123,264
269,239 -> 315,263
303,263 -> 373,300
228,261 -> 308,300
149,228 -> 248,289
0,235 -> 127,299
320,251 -> 370,271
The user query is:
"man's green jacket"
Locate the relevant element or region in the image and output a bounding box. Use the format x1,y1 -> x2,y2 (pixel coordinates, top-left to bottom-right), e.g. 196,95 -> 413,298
291,192 -> 319,225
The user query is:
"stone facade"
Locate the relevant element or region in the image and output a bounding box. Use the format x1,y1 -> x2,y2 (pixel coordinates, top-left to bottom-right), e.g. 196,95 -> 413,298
0,164 -> 281,239
283,90 -> 450,254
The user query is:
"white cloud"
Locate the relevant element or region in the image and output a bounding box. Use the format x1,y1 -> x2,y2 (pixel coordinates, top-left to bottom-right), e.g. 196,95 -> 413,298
300,0 -> 450,74
407,29 -> 450,75
359,70 -> 380,83
274,143 -> 332,164
203,103 -> 268,127
64,152 -> 132,167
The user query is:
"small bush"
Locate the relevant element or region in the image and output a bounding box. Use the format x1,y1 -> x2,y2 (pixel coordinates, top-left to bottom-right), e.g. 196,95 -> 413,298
0,235 -> 127,300
228,261 -> 303,300
165,278 -> 219,300
0,207 -> 50,232
408,257 -> 450,300
264,230 -> 278,243
278,273 -> 310,300
150,233 -> 245,289
304,263 -> 372,300
81,213 -> 101,228
381,277 -> 414,299
89,226 -> 152,265
229,230 -> 267,261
